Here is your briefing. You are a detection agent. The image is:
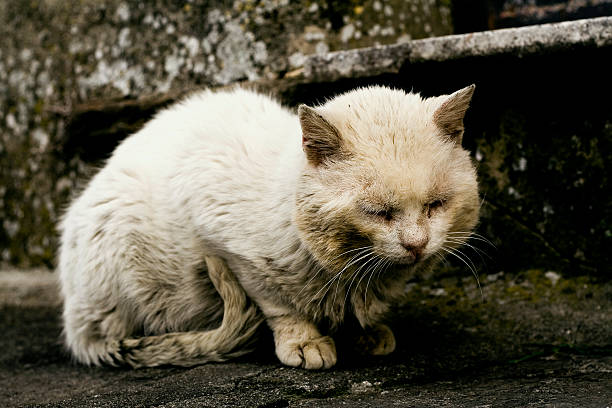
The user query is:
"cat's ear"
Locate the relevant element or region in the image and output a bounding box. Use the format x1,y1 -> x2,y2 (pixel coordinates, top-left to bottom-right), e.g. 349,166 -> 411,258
298,105 -> 342,166
433,84 -> 475,144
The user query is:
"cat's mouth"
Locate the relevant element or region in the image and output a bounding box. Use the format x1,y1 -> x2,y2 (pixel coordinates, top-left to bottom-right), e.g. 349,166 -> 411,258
392,253 -> 422,266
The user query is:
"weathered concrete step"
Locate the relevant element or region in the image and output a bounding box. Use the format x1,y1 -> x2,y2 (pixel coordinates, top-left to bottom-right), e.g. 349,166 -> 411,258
301,16 -> 612,81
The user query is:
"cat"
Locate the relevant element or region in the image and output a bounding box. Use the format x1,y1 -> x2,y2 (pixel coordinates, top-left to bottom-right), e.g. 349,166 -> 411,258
57,84 -> 480,369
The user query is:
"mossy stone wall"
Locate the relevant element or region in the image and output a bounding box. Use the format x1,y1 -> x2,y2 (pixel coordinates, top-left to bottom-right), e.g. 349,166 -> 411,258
0,0 -> 452,267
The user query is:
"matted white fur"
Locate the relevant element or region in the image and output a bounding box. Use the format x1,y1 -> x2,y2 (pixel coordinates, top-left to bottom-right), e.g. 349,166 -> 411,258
58,85 -> 479,369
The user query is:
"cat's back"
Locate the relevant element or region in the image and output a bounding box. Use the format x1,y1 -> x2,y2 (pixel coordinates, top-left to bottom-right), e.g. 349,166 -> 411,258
115,87 -> 300,166
71,87 -> 301,215
60,88 -> 301,254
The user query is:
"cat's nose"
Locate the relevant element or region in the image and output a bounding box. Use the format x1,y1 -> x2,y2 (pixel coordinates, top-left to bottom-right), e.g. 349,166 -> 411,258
401,239 -> 427,260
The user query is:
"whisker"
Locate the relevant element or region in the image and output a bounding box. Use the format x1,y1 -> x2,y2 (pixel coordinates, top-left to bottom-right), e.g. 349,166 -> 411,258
356,256 -> 385,294
446,233 -> 492,244
479,194 -> 487,211
445,238 -> 492,262
440,246 -> 484,302
314,249 -> 375,309
443,245 -> 480,280
342,253 -> 380,310
314,271 -> 345,310
364,256 -> 391,307
332,272 -> 343,306
447,231 -> 496,249
331,250 -> 373,305
328,247 -> 377,305
310,248 -> 372,303
431,251 -> 447,265
297,245 -> 372,297
449,237 -> 496,251
374,257 -> 392,284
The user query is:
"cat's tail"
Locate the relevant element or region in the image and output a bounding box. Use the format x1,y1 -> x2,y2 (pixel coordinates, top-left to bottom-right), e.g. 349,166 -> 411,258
108,256 -> 263,368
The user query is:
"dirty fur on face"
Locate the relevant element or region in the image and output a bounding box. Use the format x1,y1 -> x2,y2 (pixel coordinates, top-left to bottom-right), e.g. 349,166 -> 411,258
57,85 -> 480,369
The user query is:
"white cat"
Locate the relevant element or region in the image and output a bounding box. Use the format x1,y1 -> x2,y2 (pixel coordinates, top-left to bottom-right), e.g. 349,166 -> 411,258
58,85 -> 479,369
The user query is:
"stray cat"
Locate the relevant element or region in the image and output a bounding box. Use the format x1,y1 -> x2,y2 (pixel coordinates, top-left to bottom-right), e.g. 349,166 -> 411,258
58,85 -> 479,369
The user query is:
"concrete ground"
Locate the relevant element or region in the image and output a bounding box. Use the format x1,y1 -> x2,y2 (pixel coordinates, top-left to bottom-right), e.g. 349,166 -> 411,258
1,268 -> 611,407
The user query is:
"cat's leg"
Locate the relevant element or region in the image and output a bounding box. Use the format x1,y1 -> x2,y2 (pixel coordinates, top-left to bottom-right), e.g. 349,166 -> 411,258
354,323 -> 396,356
62,296 -> 136,366
351,293 -> 396,356
259,302 -> 337,369
59,214 -> 139,367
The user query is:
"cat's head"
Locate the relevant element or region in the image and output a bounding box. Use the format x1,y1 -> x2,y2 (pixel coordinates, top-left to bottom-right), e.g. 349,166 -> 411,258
295,85 -> 480,275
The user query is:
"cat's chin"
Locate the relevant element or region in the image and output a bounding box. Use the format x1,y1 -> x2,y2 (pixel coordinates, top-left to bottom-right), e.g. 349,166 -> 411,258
392,255 -> 420,266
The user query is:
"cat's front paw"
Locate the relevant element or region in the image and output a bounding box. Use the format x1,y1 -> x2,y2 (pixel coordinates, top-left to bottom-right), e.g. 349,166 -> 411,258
276,335 -> 337,369
356,323 -> 396,356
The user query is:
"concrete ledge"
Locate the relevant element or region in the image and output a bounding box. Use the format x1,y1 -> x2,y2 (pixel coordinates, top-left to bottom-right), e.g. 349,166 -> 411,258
303,16 -> 612,81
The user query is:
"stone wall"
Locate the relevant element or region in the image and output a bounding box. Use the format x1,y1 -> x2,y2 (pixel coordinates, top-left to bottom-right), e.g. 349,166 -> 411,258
0,0 -> 452,267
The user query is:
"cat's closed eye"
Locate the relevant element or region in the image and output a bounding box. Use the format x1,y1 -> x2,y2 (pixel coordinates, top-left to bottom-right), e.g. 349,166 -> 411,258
362,206 -> 394,222
425,199 -> 446,218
